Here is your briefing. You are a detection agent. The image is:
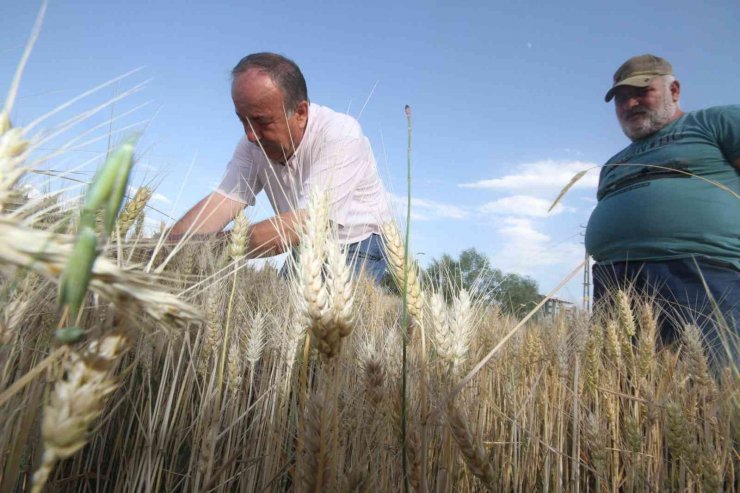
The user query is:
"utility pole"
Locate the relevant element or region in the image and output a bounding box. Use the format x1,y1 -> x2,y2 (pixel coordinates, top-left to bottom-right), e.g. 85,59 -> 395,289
582,250 -> 590,312
579,225 -> 591,312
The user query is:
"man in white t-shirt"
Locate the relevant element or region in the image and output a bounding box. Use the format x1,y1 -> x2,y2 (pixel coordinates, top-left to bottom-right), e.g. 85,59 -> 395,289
170,52 -> 392,281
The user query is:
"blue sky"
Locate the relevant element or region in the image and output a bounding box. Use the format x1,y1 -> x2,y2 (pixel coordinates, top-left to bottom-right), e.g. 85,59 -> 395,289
2,0 -> 738,302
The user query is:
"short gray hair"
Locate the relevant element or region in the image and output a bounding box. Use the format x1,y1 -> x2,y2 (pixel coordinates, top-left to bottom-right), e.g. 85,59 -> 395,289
231,53 -> 308,113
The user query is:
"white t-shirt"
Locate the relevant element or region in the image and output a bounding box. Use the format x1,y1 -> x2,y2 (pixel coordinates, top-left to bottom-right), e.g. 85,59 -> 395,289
217,103 -> 392,244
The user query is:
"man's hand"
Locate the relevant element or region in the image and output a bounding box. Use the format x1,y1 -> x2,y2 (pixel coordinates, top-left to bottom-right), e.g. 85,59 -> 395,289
246,209 -> 306,257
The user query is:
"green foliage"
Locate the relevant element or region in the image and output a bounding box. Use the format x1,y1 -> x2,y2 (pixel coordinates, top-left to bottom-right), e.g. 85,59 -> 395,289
425,247 -> 542,318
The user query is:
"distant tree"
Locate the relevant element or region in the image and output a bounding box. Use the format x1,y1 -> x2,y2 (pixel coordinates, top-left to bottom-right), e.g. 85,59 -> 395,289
496,273 -> 542,318
424,247 -> 542,318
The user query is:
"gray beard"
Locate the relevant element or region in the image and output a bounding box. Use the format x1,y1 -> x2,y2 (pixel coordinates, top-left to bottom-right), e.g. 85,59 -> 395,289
619,97 -> 678,141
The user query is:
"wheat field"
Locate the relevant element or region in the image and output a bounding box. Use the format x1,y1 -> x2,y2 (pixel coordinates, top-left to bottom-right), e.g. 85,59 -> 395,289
0,35 -> 738,493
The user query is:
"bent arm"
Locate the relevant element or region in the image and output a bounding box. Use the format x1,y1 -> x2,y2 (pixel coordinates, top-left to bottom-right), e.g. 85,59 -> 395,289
170,192 -> 245,237
247,209 -> 306,258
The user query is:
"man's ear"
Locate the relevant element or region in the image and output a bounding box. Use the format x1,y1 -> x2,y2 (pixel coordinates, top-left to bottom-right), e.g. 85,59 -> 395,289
295,101 -> 309,126
670,79 -> 681,102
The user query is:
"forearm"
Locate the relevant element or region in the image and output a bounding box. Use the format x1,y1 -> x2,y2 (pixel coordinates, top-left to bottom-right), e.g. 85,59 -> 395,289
170,193 -> 244,237
246,210 -> 305,258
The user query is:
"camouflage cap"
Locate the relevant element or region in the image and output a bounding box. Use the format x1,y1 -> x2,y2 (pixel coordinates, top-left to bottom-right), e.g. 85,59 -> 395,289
604,54 -> 673,102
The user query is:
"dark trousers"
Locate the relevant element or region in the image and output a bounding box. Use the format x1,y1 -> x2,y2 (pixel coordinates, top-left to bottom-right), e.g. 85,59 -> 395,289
592,257 -> 739,363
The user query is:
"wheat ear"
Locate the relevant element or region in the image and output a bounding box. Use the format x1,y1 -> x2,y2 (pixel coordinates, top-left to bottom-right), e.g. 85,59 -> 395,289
446,402 -> 495,489
32,334 -> 127,493
380,221 -> 423,326
227,209 -> 250,260
115,186 -> 151,238
297,388 -> 332,492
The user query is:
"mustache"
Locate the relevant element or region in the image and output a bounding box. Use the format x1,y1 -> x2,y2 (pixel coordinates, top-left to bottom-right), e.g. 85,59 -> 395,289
625,107 -> 649,118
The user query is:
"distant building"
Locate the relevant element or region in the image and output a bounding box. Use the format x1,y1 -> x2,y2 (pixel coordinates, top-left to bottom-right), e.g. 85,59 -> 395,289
542,297 -> 576,320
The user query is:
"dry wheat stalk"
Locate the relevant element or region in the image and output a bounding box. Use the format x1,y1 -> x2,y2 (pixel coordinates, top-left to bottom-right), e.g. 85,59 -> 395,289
32,333 -> 127,493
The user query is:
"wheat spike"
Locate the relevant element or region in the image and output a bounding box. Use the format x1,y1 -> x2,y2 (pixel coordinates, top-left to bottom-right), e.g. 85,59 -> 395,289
681,324 -> 713,390
616,290 -> 637,338
430,289 -> 452,361
296,190 -> 356,358
381,221 -> 423,326
245,311 -> 267,366
363,351 -> 385,407
637,301 -> 657,381
226,337 -> 243,392
116,186 -> 151,238
449,289 -> 475,372
405,424 -> 424,492
32,334 -> 127,493
605,319 -> 623,370
548,168 -> 589,212
447,402 -> 495,490
227,209 -> 250,260
326,238 -> 355,338
297,388 -> 332,492
665,400 -> 694,463
0,126 -> 31,211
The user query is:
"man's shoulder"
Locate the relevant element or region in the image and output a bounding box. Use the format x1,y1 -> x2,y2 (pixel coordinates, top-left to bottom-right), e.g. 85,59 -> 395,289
685,104 -> 740,122
308,103 -> 364,142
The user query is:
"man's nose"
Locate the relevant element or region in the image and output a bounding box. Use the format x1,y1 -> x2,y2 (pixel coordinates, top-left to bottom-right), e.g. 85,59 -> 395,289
245,124 -> 260,143
618,96 -> 640,111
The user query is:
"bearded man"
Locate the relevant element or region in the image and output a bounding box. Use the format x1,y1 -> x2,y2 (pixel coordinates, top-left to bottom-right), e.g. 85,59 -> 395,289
585,54 -> 740,358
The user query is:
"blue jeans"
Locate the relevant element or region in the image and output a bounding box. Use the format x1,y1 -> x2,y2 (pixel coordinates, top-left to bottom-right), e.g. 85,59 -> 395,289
281,233 -> 388,285
592,257 -> 739,361
345,233 -> 388,284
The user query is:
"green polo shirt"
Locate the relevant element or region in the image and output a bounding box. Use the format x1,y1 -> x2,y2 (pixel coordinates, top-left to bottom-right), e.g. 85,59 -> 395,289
585,105 -> 740,269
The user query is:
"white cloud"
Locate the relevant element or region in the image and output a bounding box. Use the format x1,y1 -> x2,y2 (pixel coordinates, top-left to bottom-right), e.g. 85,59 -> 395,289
459,160 -> 599,192
151,192 -> 171,204
390,193 -> 469,221
489,217 -> 584,276
127,186 -> 171,204
479,195 -> 568,218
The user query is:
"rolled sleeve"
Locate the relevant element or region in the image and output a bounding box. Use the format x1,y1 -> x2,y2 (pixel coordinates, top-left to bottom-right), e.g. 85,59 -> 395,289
216,137 -> 263,205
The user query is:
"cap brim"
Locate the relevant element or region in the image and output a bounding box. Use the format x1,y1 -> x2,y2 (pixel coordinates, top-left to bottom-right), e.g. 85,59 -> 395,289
604,75 -> 655,102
